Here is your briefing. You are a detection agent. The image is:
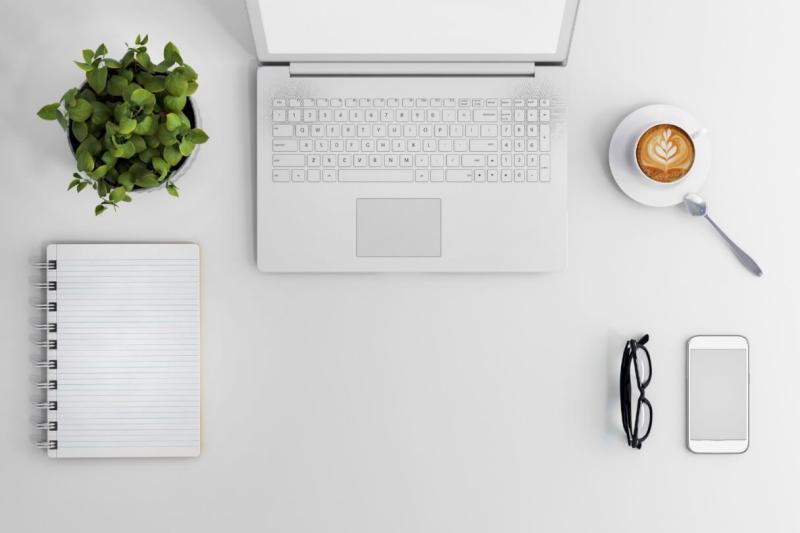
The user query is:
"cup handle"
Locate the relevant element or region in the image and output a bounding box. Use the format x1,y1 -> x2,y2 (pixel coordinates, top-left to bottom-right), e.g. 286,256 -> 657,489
690,127 -> 707,140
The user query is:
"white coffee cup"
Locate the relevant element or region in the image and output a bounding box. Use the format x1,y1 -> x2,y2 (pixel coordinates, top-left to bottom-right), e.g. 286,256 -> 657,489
633,124 -> 706,186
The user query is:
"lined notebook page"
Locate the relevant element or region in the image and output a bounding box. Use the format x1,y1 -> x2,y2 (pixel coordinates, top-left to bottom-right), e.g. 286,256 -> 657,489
45,244 -> 200,458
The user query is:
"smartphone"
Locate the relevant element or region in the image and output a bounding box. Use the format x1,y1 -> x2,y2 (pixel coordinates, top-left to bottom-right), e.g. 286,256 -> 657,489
687,336 -> 749,453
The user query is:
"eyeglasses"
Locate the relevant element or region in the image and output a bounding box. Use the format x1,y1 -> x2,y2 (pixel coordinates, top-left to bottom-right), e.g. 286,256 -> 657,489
620,334 -> 653,449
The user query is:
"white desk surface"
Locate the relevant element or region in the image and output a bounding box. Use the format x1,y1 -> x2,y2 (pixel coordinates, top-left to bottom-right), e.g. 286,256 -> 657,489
1,1 -> 798,531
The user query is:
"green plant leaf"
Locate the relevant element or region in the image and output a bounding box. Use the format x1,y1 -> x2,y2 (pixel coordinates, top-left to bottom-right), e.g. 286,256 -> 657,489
117,172 -> 134,191
187,128 -> 209,144
157,125 -> 178,146
166,182 -> 179,197
95,204 -> 106,216
138,147 -> 155,163
77,135 -> 103,156
68,178 -> 80,190
177,64 -> 197,81
74,61 -> 93,72
37,103 -> 61,120
133,115 -> 154,135
185,81 -> 198,96
95,43 -> 107,57
90,101 -> 111,125
179,139 -> 195,157
107,75 -> 128,96
135,50 -> 152,70
86,66 -> 108,94
77,181 -> 88,193
134,173 -> 160,188
165,72 -> 188,97
114,141 -> 136,159
62,88 -> 78,107
104,58 -> 121,69
109,186 -> 126,202
71,120 -> 88,142
67,98 -> 92,122
76,151 -> 95,172
164,42 -> 182,65
93,164 -> 110,178
131,135 -> 147,153
152,157 -> 169,177
165,113 -> 181,132
140,34 -> 149,45
163,95 -> 186,112
55,111 -> 67,130
82,49 -> 94,63
97,180 -> 108,197
101,150 -> 117,166
163,144 -> 182,166
129,88 -> 156,109
118,117 -> 137,135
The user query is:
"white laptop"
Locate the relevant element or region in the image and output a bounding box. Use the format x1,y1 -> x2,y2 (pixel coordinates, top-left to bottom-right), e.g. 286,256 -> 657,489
246,0 -> 579,272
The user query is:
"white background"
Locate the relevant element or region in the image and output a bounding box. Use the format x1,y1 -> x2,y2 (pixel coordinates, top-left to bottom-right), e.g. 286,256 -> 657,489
1,0 -> 799,531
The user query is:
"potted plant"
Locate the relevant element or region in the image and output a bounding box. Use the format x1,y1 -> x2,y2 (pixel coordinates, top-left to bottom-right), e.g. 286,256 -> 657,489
37,35 -> 209,215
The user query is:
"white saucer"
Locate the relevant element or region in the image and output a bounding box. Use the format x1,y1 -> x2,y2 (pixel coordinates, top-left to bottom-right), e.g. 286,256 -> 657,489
608,104 -> 711,207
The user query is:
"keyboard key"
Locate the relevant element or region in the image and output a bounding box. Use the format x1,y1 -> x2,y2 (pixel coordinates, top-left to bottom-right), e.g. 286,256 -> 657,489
323,169 -> 338,182
488,169 -> 499,182
540,109 -> 550,122
527,99 -> 538,107
540,99 -> 550,107
541,167 -> 551,182
501,169 -> 512,182
308,169 -> 321,182
303,98 -> 315,107
339,169 -> 413,182
273,125 -> 293,137
289,98 -> 301,107
541,155 -> 551,169
540,125 -> 551,151
273,99 -> 286,107
272,169 -> 290,182
273,155 -> 304,167
527,109 -> 538,121
288,109 -> 301,122
514,169 -> 525,182
431,169 -> 444,182
462,155 -> 487,167
273,109 -> 286,122
474,109 -> 498,122
527,169 -> 539,182
415,169 -> 429,182
446,169 -> 474,182
480,125 -> 498,137
273,140 -> 298,152
475,170 -> 486,182
292,169 -> 305,182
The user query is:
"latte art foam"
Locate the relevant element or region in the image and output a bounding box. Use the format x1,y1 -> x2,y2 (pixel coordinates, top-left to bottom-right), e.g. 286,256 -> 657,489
636,124 -> 695,183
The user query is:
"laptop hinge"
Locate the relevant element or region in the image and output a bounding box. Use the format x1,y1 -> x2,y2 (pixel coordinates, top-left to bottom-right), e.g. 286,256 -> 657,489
289,62 -> 535,77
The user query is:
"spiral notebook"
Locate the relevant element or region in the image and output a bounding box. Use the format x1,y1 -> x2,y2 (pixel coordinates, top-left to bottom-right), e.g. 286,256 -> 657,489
34,243 -> 200,458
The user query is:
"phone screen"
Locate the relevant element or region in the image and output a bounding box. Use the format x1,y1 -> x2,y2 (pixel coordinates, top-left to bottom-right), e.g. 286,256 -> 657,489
689,348 -> 748,440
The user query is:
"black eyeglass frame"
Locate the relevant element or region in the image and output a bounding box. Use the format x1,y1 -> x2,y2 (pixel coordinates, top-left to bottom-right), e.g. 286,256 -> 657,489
619,334 -> 653,449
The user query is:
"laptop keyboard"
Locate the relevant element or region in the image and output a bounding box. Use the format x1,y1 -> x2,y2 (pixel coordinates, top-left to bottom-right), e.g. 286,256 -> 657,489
270,97 -> 553,183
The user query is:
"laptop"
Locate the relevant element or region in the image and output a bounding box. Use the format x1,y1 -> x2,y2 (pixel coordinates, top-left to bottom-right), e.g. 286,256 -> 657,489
245,0 -> 579,272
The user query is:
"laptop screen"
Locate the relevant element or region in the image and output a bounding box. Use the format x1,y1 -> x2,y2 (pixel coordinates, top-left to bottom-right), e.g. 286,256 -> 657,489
254,0 -> 569,55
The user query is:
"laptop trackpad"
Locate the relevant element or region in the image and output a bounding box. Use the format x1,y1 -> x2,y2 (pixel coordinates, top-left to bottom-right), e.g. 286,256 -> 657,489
356,198 -> 441,257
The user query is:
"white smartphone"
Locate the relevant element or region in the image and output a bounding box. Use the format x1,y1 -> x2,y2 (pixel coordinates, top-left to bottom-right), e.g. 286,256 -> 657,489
687,335 -> 749,454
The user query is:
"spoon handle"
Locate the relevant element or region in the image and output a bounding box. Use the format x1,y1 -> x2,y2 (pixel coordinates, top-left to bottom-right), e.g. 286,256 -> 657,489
704,215 -> 763,276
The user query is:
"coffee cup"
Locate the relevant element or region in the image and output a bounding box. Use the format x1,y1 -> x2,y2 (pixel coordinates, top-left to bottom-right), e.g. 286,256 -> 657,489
633,123 -> 706,185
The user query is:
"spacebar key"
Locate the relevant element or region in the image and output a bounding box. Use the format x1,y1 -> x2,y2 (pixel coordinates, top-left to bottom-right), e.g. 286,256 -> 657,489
339,170 -> 413,182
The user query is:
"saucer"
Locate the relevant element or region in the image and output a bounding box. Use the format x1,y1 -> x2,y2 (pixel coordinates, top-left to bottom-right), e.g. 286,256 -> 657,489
608,104 -> 711,207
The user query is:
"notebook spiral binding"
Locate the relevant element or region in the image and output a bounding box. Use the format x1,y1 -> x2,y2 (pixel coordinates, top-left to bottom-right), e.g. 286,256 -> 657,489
33,259 -> 58,452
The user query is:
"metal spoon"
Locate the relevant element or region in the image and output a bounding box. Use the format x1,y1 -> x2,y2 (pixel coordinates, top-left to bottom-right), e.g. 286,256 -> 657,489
683,193 -> 763,276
